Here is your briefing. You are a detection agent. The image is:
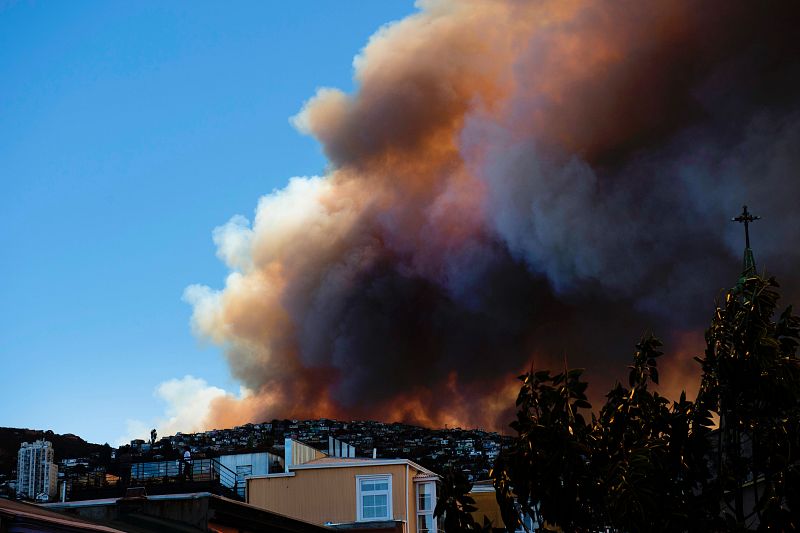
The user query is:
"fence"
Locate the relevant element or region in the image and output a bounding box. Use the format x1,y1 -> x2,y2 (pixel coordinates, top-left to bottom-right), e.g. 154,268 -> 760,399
69,457 -> 243,501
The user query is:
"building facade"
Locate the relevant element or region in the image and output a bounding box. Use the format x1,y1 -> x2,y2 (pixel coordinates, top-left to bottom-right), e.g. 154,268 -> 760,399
247,439 -> 440,533
218,450 -> 283,499
469,480 -> 541,532
17,439 -> 59,502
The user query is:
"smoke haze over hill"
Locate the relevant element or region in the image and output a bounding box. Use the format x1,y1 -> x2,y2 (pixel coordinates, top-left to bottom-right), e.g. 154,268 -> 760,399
185,0 -> 800,431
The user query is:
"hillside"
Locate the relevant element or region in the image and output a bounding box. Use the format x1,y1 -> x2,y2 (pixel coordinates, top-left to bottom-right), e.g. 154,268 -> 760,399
0,427 -> 107,476
0,419 -> 507,482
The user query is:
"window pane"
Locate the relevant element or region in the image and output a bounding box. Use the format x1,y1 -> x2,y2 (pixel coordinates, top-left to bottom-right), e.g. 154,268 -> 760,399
418,483 -> 433,511
359,476 -> 391,521
418,514 -> 434,532
418,493 -> 432,511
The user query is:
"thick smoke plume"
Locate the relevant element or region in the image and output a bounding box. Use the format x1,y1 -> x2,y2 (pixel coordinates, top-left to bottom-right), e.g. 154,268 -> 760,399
186,0 -> 800,431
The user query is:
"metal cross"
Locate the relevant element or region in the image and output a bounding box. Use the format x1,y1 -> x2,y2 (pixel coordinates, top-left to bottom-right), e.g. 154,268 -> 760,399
732,205 -> 760,249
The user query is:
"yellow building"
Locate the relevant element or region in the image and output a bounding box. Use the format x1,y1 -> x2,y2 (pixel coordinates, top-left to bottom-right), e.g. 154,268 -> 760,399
247,439 -> 440,533
469,480 -> 545,532
469,480 -> 505,528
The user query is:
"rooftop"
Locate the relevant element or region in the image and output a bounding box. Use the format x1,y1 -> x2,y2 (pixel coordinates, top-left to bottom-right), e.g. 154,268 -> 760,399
0,497 -> 125,532
43,491 -> 332,532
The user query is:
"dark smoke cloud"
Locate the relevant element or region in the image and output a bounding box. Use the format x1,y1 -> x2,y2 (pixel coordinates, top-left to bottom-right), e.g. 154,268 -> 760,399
185,0 -> 800,431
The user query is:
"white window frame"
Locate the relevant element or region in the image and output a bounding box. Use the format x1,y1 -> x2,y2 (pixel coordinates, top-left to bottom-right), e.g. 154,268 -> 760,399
356,474 -> 393,522
415,481 -> 438,533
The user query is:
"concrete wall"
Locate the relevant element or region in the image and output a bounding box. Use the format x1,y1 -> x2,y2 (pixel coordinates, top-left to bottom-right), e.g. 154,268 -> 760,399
60,496 -> 211,530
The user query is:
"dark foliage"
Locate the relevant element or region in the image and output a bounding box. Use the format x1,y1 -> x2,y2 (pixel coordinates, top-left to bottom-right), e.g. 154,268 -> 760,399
435,466 -> 493,532
491,273 -> 800,532
492,366 -> 597,531
696,275 -> 800,530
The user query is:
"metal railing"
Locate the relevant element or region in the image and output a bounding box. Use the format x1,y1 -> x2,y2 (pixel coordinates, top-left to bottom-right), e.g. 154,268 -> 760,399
128,458 -> 242,499
68,457 -> 244,501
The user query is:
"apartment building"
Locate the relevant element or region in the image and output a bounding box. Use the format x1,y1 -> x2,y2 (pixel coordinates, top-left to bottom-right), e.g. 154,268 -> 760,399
17,439 -> 58,502
247,438 -> 440,533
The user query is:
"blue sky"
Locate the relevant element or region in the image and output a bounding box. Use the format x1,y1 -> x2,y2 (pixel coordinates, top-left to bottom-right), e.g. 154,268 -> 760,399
0,0 -> 416,444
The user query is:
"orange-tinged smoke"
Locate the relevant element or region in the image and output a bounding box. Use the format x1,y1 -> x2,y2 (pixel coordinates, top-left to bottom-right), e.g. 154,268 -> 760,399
656,330 -> 705,402
187,0 -> 800,433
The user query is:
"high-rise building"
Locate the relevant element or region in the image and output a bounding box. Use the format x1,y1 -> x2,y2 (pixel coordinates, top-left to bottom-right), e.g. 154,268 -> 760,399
16,440 -> 58,502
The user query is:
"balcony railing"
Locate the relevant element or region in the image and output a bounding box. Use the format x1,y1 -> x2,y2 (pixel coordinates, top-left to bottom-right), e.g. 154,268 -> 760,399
68,457 -> 244,501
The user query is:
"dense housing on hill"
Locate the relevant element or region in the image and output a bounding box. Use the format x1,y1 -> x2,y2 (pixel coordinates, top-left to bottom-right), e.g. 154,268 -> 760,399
148,419 -> 507,482
0,419 -> 508,501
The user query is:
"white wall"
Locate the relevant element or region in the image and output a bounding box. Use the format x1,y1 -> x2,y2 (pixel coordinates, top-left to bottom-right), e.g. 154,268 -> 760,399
218,452 -> 280,488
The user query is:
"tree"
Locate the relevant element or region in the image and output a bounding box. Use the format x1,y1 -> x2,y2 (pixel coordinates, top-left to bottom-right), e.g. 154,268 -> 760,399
492,273 -> 800,532
435,466 -> 493,532
695,274 -> 800,530
492,367 -> 598,531
592,335 -> 715,532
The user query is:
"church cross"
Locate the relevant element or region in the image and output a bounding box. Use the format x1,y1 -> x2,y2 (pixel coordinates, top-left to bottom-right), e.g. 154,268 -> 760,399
732,205 -> 760,250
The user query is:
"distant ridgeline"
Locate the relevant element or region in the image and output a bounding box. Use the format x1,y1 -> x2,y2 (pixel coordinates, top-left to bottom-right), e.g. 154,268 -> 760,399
0,427 -> 108,476
122,419 -> 508,483
0,420 -> 508,483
